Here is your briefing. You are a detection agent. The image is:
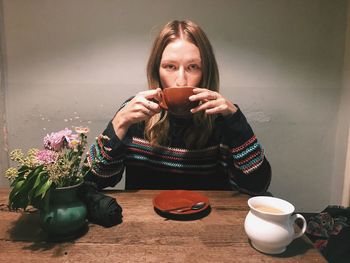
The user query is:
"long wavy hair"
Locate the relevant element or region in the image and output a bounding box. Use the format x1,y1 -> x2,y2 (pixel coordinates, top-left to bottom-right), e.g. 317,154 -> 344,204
145,20 -> 220,149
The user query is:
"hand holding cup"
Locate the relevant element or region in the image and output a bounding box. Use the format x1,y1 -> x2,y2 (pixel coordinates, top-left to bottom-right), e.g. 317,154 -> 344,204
112,88 -> 162,139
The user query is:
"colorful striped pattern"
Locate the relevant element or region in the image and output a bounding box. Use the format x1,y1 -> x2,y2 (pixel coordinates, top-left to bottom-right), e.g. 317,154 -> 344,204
125,137 -> 221,173
87,135 -> 124,178
230,135 -> 264,174
87,134 -> 264,178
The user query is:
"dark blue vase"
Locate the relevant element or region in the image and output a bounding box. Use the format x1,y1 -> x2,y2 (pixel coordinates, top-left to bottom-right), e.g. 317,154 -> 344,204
40,181 -> 88,241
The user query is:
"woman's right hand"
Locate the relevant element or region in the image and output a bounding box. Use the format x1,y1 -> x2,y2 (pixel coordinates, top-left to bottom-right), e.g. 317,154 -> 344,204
112,88 -> 162,140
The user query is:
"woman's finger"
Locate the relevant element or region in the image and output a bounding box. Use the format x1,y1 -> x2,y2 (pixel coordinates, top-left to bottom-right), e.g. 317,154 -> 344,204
139,107 -> 153,117
192,88 -> 207,94
189,90 -> 219,102
138,96 -> 160,112
138,88 -> 162,101
131,94 -> 161,114
191,100 -> 219,114
139,97 -> 161,114
205,104 -> 229,115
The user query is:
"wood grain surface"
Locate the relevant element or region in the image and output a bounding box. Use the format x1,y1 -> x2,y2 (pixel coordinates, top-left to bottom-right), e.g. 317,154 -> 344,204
0,189 -> 326,263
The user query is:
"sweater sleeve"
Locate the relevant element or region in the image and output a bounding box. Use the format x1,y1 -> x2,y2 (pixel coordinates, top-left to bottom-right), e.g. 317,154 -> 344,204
220,106 -> 271,195
84,121 -> 126,190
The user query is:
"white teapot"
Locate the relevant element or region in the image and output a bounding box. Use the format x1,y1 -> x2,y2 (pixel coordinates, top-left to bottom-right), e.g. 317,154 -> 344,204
244,196 -> 307,254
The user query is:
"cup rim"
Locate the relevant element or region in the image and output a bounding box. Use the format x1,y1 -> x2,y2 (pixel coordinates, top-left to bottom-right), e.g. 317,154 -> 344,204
247,196 -> 295,215
163,86 -> 195,91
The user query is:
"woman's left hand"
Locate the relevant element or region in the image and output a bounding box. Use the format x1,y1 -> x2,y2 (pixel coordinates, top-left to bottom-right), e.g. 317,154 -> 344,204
189,88 -> 237,116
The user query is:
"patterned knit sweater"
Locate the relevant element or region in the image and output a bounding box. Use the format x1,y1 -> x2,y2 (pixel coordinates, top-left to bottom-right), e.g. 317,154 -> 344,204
85,105 -> 271,195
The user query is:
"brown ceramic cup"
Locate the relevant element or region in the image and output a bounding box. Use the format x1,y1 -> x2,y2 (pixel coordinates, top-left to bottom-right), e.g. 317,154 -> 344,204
159,86 -> 199,116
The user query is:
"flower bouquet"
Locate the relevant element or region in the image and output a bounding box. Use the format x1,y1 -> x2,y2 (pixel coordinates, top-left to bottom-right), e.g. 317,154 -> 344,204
4,127 -> 90,211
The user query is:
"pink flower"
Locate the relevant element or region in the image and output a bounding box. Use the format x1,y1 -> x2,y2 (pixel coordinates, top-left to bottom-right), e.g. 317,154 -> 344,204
44,128 -> 78,151
36,150 -> 58,165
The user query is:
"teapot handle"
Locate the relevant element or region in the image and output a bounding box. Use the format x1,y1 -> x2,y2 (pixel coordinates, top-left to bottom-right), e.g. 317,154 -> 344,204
291,213 -> 307,239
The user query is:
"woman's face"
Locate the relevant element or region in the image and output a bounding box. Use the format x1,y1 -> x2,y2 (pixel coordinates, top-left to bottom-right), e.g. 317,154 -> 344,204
159,39 -> 202,89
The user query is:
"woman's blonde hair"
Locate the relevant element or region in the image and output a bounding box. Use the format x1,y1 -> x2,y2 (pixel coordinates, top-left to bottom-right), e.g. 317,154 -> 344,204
145,20 -> 220,149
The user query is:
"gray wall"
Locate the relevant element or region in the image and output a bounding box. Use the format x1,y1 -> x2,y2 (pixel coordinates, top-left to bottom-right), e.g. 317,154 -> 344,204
332,1 -> 350,206
0,0 -> 8,187
1,0 -> 348,211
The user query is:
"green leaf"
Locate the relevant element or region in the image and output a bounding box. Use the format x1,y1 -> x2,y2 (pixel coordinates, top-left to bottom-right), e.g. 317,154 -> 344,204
41,180 -> 53,198
10,168 -> 29,187
27,168 -> 39,185
10,176 -> 21,187
9,179 -> 25,201
35,179 -> 53,198
31,166 -> 44,178
18,165 -> 29,174
25,169 -> 40,196
9,167 -> 43,210
9,177 -> 33,210
33,171 -> 47,189
28,171 -> 44,201
10,191 -> 29,210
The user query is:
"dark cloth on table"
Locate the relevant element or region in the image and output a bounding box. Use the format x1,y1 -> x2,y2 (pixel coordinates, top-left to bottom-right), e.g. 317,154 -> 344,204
302,206 -> 350,263
79,182 -> 123,227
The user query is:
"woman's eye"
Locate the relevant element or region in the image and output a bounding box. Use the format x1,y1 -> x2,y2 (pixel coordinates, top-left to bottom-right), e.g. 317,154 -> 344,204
163,64 -> 176,71
188,64 -> 201,71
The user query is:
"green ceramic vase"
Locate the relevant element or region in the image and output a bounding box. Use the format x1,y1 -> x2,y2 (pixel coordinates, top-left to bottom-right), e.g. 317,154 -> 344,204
40,181 -> 87,241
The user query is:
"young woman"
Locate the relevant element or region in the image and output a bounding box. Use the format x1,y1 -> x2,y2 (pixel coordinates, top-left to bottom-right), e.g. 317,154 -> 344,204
84,20 -> 271,194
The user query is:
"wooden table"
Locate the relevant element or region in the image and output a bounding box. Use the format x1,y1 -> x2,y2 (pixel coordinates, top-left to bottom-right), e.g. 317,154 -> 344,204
0,189 -> 326,262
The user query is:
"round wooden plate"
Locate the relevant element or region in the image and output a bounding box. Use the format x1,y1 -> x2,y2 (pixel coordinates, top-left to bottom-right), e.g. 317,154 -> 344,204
153,190 -> 210,215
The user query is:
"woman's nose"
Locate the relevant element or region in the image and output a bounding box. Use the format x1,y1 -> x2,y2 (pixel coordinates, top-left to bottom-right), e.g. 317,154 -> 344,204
175,67 -> 187,86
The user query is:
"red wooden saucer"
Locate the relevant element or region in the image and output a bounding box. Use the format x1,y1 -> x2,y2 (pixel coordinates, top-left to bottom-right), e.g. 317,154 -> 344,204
153,190 -> 210,215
